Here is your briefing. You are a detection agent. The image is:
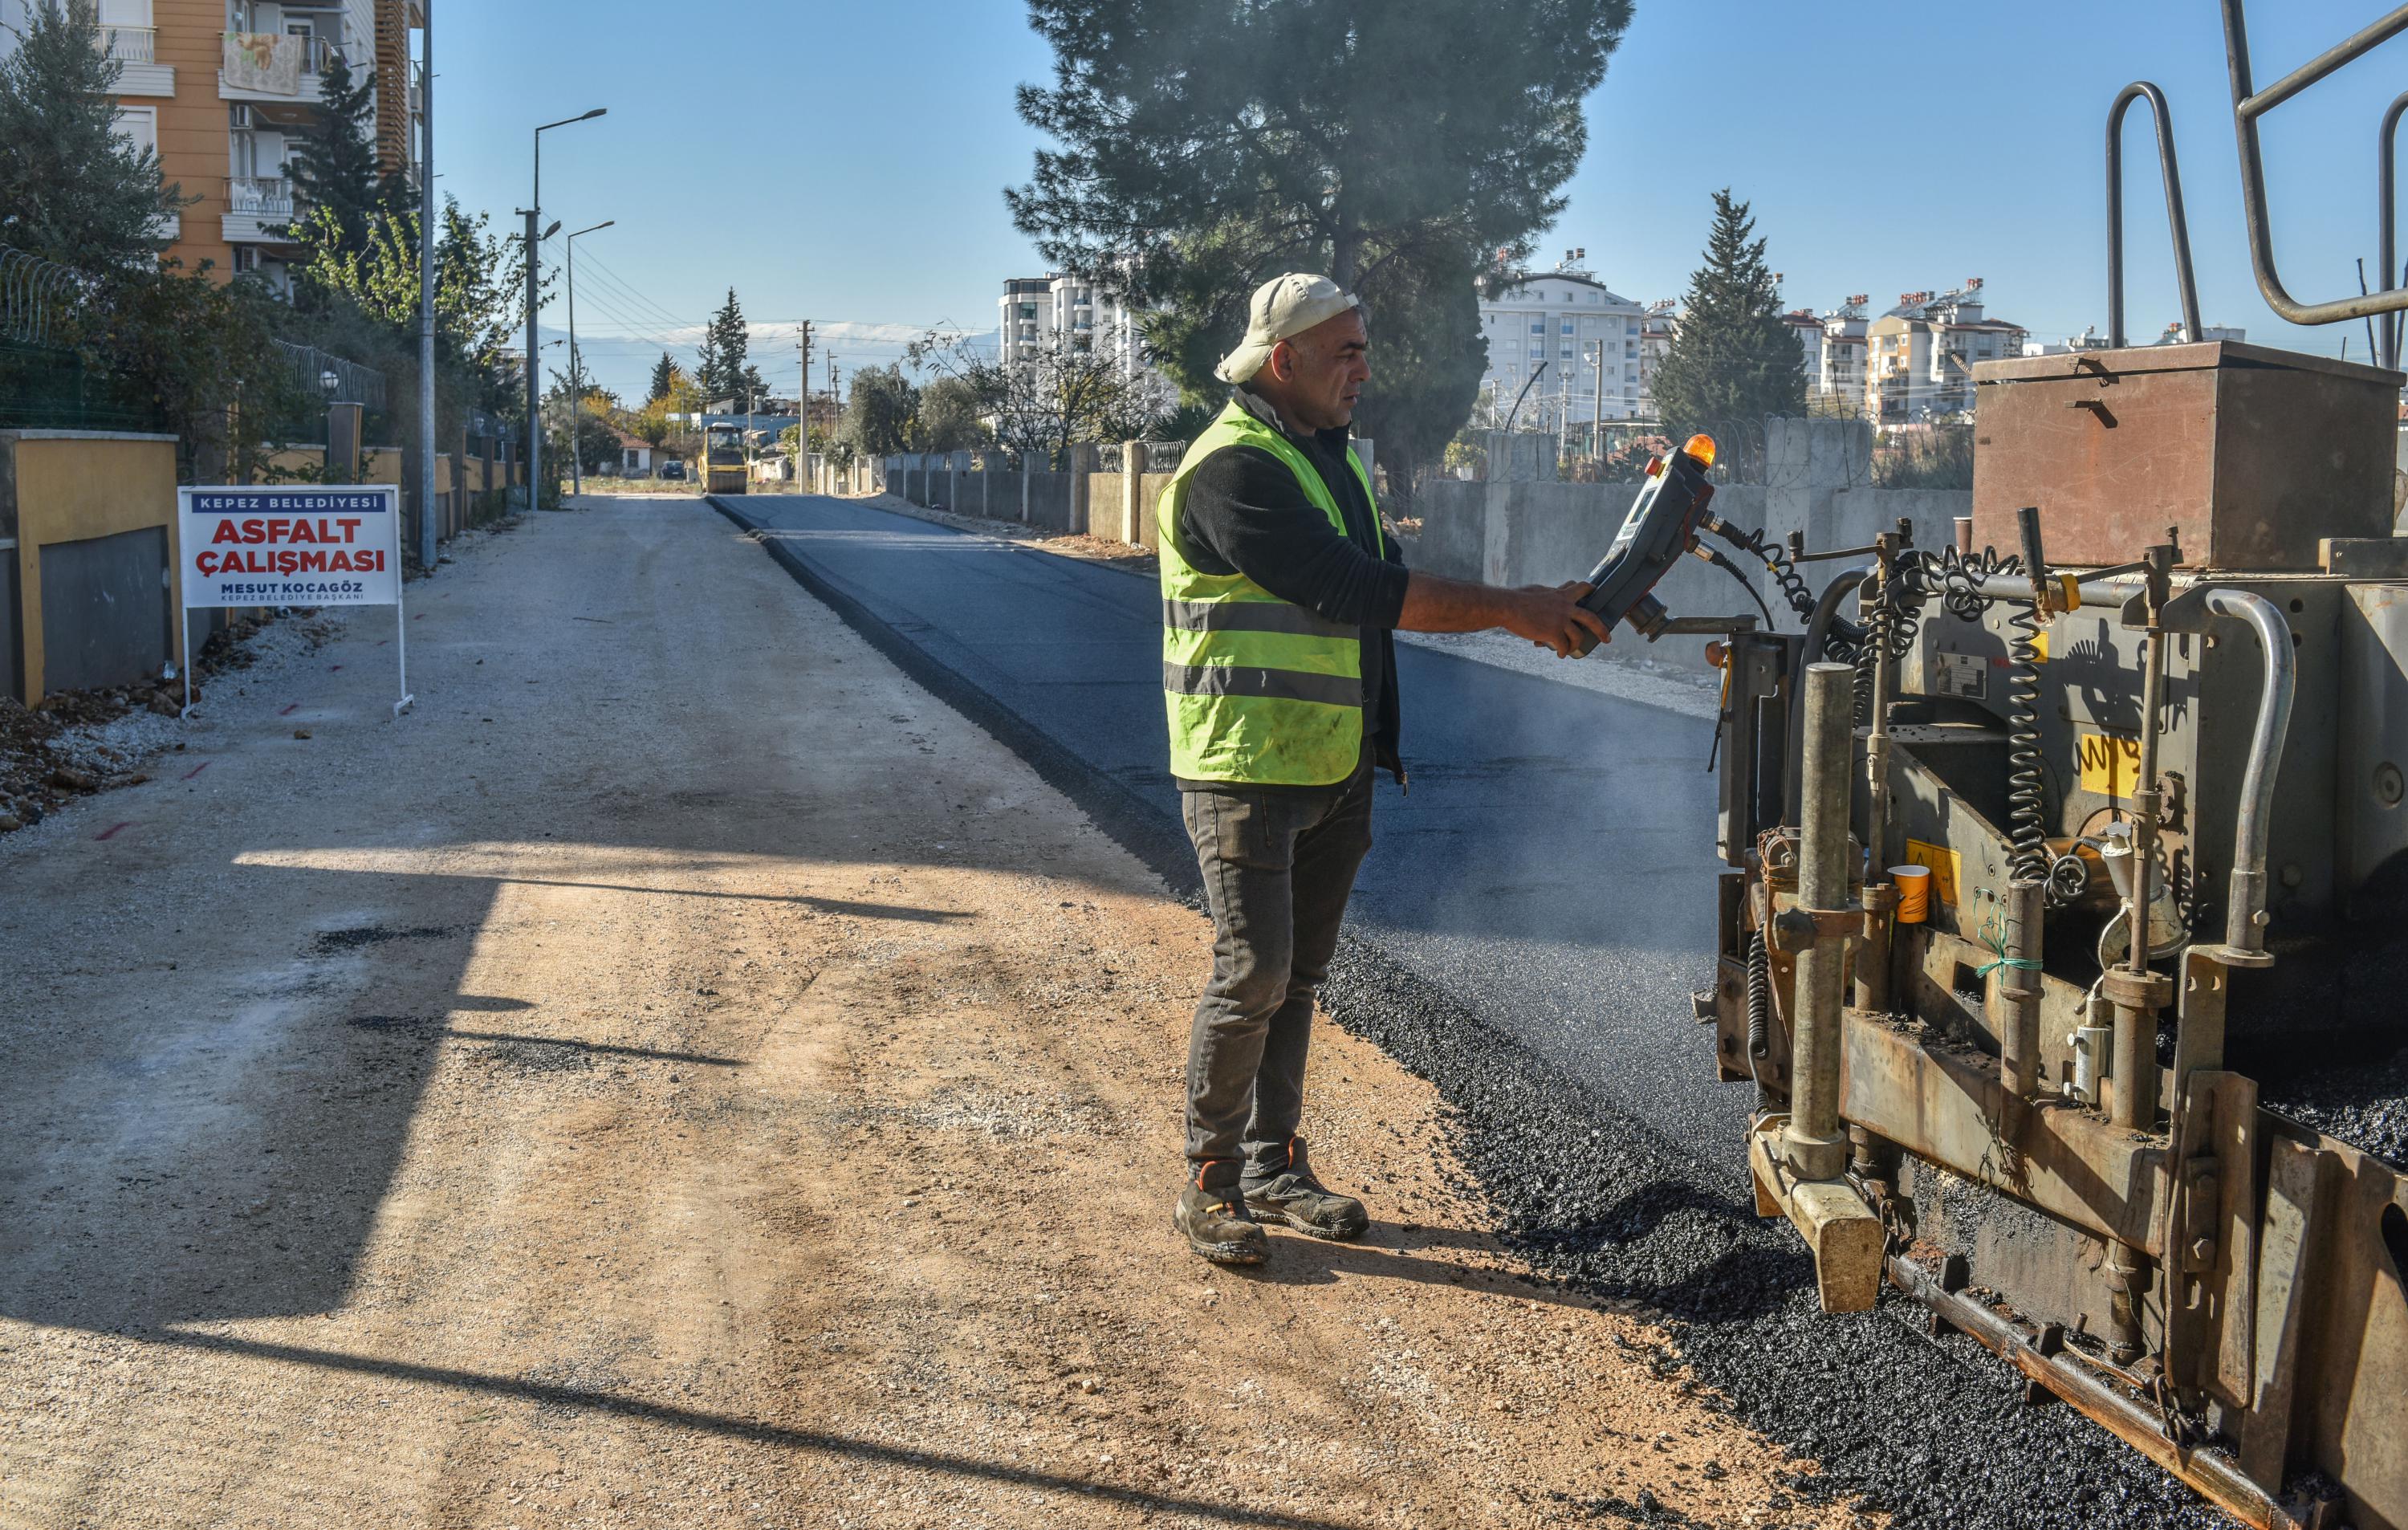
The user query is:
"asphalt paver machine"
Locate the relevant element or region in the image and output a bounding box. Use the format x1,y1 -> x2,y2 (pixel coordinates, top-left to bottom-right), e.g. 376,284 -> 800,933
1685,7 -> 2408,1525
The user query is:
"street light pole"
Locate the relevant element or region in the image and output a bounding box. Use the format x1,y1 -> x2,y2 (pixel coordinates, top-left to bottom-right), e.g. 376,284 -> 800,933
416,0 -> 435,571
527,107 -> 605,511
563,219 -> 614,498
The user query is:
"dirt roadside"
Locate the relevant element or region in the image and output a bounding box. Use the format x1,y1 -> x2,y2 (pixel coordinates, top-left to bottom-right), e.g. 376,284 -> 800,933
0,497 -> 1857,1529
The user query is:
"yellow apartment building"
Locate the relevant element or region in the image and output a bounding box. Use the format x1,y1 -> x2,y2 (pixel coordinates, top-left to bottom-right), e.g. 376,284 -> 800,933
29,0 -> 425,287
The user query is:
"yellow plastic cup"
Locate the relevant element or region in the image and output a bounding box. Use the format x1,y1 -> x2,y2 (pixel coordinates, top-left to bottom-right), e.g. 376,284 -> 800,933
1891,865 -> 1931,925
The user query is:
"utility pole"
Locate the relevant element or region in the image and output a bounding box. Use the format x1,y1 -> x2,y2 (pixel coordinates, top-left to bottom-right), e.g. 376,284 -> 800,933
827,352 -> 840,493
416,0 -> 435,569
1592,340 -> 1605,460
563,220 -> 614,498
527,107 -> 606,511
796,319 -> 810,488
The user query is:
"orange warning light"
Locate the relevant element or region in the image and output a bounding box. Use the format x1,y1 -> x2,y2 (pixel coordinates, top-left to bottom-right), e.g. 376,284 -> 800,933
1643,455 -> 1663,478
1682,433 -> 1718,470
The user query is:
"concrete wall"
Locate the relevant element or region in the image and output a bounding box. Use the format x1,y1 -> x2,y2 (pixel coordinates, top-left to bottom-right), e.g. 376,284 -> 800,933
884,452 -> 1164,543
1,431 -> 184,705
1023,471 -> 1076,531
1133,473 -> 1173,550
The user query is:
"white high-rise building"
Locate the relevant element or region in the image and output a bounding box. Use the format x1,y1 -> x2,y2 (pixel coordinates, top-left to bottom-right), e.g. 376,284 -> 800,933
998,274 -> 1149,382
1476,251 -> 1649,429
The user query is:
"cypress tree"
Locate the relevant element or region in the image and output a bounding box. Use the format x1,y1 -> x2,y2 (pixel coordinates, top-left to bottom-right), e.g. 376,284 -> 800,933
695,289 -> 751,409
648,351 -> 681,403
1649,189 -> 1806,442
283,54 -> 391,253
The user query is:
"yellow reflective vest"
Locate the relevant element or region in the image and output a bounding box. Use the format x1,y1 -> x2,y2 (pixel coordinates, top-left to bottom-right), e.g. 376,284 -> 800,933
1157,399 -> 1383,787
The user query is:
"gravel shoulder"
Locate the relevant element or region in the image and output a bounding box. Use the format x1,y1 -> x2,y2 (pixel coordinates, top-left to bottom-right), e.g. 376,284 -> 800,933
0,497 -> 1855,1529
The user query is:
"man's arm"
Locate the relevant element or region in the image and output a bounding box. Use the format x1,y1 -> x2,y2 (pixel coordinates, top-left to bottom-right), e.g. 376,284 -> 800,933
1400,573 -> 1609,658
1183,447 -> 1609,657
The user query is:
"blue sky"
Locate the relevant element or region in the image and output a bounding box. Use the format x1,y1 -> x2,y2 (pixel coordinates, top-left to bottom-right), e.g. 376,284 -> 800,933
432,1 -> 2408,405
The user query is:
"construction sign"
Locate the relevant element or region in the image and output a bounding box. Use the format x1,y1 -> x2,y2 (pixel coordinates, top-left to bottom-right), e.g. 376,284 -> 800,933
176,485 -> 414,718
179,486 -> 402,608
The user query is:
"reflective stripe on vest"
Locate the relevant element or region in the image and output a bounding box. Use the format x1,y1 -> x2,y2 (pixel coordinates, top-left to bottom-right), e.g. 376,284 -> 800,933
1157,398 -> 1382,787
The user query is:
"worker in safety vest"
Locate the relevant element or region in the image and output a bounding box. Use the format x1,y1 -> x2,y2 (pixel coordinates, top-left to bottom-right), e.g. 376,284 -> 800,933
1165,272 -> 1609,1264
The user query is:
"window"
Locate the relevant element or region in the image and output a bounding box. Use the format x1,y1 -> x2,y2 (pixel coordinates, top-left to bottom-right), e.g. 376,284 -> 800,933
112,105 -> 157,157
1529,321 -> 1545,334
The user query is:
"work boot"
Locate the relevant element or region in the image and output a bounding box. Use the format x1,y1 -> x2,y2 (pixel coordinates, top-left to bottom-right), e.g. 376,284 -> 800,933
1243,1137 -> 1369,1241
1174,1166 -> 1269,1265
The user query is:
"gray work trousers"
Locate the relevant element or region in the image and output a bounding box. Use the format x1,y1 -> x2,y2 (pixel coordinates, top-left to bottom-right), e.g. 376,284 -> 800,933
1179,767 -> 1376,1189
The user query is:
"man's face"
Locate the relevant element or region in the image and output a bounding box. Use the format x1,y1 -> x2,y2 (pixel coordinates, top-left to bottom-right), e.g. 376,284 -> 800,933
1267,308 -> 1370,431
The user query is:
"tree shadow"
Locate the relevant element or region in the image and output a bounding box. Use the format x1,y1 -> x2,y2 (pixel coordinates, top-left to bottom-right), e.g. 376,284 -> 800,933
120,1326 -> 1369,1530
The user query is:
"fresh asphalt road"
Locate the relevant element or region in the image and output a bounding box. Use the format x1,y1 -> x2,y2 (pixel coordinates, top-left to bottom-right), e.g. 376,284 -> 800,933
727,493 -> 1748,1160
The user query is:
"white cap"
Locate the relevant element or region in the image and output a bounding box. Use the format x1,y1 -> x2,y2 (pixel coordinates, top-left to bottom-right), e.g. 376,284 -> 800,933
1214,272 -> 1361,385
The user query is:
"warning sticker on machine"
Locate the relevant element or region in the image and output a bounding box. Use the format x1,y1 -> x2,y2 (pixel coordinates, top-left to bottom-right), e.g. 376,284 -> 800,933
1934,651 -> 1989,701
2076,729 -> 2142,797
1903,839 -> 1961,906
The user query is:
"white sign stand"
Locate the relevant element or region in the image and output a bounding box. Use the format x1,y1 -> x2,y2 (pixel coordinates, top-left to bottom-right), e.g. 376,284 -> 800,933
176,484 -> 415,718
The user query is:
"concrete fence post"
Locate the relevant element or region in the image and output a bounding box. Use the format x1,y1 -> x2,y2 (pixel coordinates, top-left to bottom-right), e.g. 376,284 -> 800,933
1122,438 -> 1141,543
1020,453 -> 1031,523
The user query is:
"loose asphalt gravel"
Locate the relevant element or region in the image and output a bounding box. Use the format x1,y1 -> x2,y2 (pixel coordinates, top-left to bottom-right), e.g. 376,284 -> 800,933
714,491 -> 2300,1529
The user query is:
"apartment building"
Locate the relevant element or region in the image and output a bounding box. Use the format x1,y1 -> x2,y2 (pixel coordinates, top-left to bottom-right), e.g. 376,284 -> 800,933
87,1 -> 421,290
1479,253 -> 1649,428
997,274 -> 1151,383
1862,280 -> 2026,422
1634,299 -> 1676,419
1812,297 -> 1869,403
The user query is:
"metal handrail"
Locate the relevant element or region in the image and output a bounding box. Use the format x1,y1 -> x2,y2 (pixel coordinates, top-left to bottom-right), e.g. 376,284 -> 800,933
1,247 -> 80,347
2220,0 -> 2408,328
100,24 -> 154,63
227,175 -> 294,216
275,339 -> 388,411
2106,83 -> 2202,348
2382,90 -> 2408,367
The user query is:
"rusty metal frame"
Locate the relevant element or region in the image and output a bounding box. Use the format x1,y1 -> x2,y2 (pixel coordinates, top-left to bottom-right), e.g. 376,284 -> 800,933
1889,1254 -> 2313,1530
2108,82 -> 2203,348
2220,0 -> 2408,327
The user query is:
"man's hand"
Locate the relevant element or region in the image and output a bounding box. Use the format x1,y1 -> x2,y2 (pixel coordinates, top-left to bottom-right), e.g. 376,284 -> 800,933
1502,582 -> 1611,657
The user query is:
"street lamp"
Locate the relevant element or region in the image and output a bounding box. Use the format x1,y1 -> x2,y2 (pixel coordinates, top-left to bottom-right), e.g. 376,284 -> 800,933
525,107 -> 605,511
564,218 -> 614,497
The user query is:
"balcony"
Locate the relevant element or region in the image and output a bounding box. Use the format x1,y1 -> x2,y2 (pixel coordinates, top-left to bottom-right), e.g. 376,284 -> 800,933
222,176 -> 297,245
100,24 -> 175,96
219,32 -> 346,105
102,24 -> 153,62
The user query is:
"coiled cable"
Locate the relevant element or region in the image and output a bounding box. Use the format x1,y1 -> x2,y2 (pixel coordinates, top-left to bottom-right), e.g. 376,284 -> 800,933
1747,929 -> 1771,1061
2006,600 -> 2052,885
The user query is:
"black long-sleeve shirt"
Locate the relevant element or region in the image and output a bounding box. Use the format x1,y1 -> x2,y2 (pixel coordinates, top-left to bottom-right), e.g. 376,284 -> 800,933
1172,389 -> 1409,790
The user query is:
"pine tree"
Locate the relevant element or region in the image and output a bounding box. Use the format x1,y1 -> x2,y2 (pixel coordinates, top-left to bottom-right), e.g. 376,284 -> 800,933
1649,189 -> 1805,443
647,351 -> 683,403
283,53 -> 391,254
695,289 -> 751,409
1010,0 -> 1630,490
0,0 -> 188,267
